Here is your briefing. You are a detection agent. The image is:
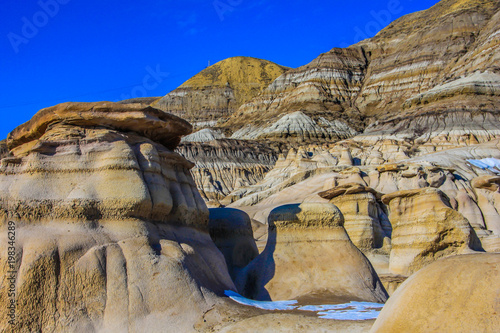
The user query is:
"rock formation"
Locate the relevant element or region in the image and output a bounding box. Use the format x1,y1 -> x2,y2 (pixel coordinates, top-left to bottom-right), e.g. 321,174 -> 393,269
0,102 -> 236,332
153,57 -> 289,128
222,0 -> 500,147
370,253 -> 500,333
235,203 -> 388,303
231,111 -> 358,143
228,138 -> 500,291
319,184 -> 387,251
381,188 -> 481,275
223,47 -> 368,136
177,139 -> 278,206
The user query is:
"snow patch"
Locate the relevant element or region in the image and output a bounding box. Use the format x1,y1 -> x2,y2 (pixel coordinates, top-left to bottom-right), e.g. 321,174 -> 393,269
224,290 -> 297,311
224,291 -> 384,321
299,302 -> 384,320
467,158 -> 500,174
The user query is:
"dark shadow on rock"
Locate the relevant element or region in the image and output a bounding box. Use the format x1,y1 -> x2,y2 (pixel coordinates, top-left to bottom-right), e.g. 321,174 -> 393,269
208,208 -> 259,284
233,204 -> 305,301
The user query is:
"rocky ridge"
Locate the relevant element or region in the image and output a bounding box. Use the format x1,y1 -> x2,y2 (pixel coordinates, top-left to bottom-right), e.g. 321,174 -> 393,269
222,0 -> 500,146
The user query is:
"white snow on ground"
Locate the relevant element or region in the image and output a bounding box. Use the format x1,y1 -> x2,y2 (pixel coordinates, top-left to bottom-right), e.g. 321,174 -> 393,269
224,290 -> 298,310
467,158 -> 500,174
224,291 -> 384,320
299,302 -> 384,320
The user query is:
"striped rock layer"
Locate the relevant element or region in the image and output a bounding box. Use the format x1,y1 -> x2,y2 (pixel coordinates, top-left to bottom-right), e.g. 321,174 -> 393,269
0,102 -> 235,332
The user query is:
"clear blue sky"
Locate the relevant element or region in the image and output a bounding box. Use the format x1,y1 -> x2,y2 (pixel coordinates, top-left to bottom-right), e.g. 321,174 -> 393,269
1,0 -> 440,139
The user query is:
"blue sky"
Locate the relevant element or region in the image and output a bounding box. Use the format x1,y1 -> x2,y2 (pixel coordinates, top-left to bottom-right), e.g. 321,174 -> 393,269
1,0 -> 440,139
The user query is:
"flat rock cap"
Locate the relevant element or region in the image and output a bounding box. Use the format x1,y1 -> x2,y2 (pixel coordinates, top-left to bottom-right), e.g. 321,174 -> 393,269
7,102 -> 193,150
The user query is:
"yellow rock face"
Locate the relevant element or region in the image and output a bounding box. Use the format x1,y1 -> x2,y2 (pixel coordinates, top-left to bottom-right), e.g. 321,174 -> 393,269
370,253 -> 500,333
382,188 -> 481,275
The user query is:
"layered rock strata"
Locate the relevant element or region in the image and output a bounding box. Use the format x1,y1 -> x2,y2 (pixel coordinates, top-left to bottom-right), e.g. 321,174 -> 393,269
222,0 -> 500,146
177,139 -> 278,206
319,183 -> 388,251
224,47 -> 368,136
0,102 -> 235,332
235,203 -> 388,303
231,111 -> 358,143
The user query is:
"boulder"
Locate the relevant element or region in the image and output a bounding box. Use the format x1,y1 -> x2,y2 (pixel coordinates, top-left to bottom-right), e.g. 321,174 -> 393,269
370,253 -> 500,333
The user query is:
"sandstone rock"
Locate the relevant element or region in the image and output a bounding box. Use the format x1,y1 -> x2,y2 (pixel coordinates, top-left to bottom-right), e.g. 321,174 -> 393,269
318,183 -> 381,200
471,175 -> 500,192
382,188 -> 481,275
377,275 -> 408,297
0,102 -> 235,332
7,101 -> 192,152
0,140 -> 9,159
338,147 -> 354,166
471,176 -> 500,235
235,203 -> 388,303
208,208 -> 259,282
320,184 -> 387,251
370,253 -> 500,333
376,164 -> 407,173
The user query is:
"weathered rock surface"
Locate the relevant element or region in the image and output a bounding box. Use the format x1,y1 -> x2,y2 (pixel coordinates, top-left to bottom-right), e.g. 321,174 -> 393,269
231,111 -> 358,143
471,175 -> 500,239
235,203 -> 388,303
153,57 -> 289,127
0,102 -> 235,332
177,139 -> 278,205
148,1 -> 500,204
181,128 -> 225,143
320,184 -> 388,251
224,47 -> 368,137
227,138 -> 500,286
382,188 -> 481,275
358,0 -> 500,143
370,253 -> 500,333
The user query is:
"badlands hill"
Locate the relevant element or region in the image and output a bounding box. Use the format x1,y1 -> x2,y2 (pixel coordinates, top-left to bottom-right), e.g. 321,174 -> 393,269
152,56 -> 289,128
169,0 -> 500,207
224,0 -> 500,142
1,0 -> 500,331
